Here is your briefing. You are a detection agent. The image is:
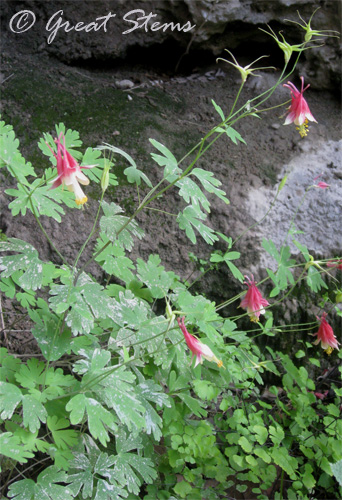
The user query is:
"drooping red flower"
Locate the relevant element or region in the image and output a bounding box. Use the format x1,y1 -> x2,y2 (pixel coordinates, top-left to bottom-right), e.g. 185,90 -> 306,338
313,313 -> 340,351
317,181 -> 330,189
326,259 -> 342,270
48,132 -> 97,205
240,275 -> 269,322
177,316 -> 223,368
283,76 -> 317,137
313,390 -> 329,400
313,174 -> 329,189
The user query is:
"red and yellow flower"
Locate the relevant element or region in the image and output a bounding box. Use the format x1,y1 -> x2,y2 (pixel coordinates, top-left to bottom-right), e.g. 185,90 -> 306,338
48,132 -> 96,205
240,275 -> 269,322
313,313 -> 340,353
177,316 -> 223,368
283,76 -> 317,137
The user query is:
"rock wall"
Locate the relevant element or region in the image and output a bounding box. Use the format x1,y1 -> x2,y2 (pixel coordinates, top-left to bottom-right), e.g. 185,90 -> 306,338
1,0 -> 341,89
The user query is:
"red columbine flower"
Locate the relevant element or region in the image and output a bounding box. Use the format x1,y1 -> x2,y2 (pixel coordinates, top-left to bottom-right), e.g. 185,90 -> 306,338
48,132 -> 97,206
316,181 -> 329,189
283,76 -> 317,138
177,316 -> 223,368
313,313 -> 340,352
313,174 -> 329,189
240,275 -> 269,322
313,390 -> 329,400
327,259 -> 342,270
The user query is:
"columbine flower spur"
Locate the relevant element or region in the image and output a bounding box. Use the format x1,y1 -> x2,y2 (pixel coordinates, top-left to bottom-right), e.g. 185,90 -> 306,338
177,316 -> 223,368
48,132 -> 97,205
283,76 -> 317,137
240,275 -> 269,322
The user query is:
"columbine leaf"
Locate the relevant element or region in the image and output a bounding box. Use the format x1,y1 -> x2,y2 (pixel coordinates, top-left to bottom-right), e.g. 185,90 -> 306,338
0,381 -> 22,418
15,358 -> 45,389
177,206 -> 218,245
98,367 -> 146,431
0,348 -> 22,384
100,201 -> 144,251
127,279 -> 153,302
211,99 -> 225,121
49,273 -> 116,336
66,300 -> 94,335
113,430 -> 157,495
67,453 -> 94,498
43,367 -> 76,399
0,122 -> 36,184
293,239 -> 310,261
177,176 -> 211,213
262,238 -> 280,261
39,123 -> 82,160
149,138 -> 181,180
47,416 -> 79,450
72,347 -> 111,376
330,458 -> 342,486
306,266 -> 328,293
225,126 -> 246,145
30,309 -> 73,361
136,379 -> 171,440
66,394 -> 117,446
262,239 -> 295,293
6,181 -> 69,221
191,168 -> 229,204
108,290 -> 149,329
0,432 -> 34,464
95,479 -> 128,500
0,238 -> 44,290
5,421 -> 45,453
95,235 -> 136,283
0,275 -> 16,299
123,166 -> 152,187
22,394 -> 47,433
136,254 -> 178,299
177,393 -> 207,418
116,316 -> 166,355
69,450 -> 128,500
8,465 -> 73,500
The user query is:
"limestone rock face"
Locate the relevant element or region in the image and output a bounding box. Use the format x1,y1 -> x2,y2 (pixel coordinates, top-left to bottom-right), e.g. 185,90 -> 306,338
1,0 -> 340,89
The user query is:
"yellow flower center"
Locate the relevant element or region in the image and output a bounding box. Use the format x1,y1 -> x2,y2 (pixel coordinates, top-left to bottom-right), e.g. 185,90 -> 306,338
216,360 -> 224,368
296,119 -> 309,138
325,346 -> 333,355
75,196 -> 88,206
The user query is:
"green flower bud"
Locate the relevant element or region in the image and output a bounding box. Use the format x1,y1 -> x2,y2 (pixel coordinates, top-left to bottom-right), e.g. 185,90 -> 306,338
101,161 -> 110,192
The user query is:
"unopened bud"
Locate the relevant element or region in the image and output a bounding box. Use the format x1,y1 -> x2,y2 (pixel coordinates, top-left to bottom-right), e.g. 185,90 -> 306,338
165,300 -> 176,325
101,161 -> 110,192
278,174 -> 288,193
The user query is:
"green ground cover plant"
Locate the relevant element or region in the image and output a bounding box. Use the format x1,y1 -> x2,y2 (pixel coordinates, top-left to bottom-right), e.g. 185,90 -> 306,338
0,10 -> 341,500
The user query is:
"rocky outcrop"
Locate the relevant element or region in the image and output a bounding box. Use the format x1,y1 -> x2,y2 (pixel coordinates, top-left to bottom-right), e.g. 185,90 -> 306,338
1,0 -> 341,89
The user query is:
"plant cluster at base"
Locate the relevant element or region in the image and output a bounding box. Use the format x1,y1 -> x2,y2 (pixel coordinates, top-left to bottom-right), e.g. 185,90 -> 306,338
0,9 -> 341,500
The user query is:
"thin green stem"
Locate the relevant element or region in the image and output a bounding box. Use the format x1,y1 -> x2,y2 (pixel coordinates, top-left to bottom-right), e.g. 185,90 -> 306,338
227,81 -> 245,119
73,190 -> 105,284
